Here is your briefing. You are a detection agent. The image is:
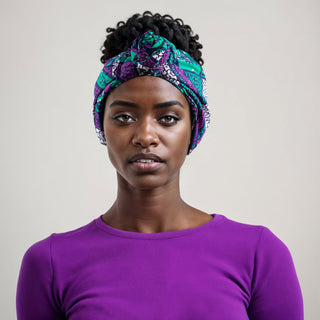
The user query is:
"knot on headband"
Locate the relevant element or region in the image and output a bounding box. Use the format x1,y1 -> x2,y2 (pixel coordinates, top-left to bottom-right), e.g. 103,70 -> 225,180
93,30 -> 211,154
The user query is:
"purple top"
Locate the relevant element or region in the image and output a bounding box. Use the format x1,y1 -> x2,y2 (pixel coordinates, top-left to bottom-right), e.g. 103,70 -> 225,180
16,213 -> 304,319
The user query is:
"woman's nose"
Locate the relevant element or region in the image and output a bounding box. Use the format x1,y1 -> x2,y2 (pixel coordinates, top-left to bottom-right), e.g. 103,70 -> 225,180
132,118 -> 160,148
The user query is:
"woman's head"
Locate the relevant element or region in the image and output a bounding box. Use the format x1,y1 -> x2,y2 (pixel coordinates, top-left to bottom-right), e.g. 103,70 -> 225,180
93,12 -> 210,155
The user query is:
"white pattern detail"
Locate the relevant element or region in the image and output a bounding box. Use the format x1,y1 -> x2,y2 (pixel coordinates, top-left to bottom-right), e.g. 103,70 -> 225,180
161,63 -> 180,86
136,63 -> 150,76
111,59 -> 121,77
152,51 -> 165,61
202,78 -> 208,100
96,128 -> 107,145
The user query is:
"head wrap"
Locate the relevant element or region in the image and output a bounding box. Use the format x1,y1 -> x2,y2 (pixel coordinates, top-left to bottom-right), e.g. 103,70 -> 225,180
93,30 -> 211,154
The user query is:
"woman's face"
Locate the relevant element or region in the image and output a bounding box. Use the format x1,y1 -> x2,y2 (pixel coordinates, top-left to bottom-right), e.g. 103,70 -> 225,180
103,76 -> 192,190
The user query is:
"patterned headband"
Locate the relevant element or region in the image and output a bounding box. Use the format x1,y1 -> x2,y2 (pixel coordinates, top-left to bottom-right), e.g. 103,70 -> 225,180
93,30 -> 211,154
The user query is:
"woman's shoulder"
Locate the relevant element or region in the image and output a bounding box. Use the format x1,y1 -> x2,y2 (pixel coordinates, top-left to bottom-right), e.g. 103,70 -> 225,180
22,216 -> 100,259
214,213 -> 290,254
214,213 -> 264,237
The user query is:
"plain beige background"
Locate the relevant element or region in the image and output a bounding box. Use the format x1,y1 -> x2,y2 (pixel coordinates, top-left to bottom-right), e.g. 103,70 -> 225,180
1,0 -> 319,318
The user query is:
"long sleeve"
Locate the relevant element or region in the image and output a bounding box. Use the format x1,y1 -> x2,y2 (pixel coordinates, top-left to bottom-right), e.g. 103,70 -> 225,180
16,235 -> 64,320
247,227 -> 304,319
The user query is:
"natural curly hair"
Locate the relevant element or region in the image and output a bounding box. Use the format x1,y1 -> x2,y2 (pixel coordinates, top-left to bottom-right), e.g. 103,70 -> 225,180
100,11 -> 204,66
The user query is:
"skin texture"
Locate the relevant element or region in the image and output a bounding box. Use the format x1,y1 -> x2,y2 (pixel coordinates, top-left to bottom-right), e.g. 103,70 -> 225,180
102,76 -> 212,233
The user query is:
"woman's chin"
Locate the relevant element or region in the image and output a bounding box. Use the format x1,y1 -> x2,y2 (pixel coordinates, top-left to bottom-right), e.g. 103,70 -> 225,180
128,177 -> 169,191
117,172 -> 177,191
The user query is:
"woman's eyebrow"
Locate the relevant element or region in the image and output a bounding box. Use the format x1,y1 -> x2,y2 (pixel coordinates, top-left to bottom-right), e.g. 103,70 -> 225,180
109,100 -> 138,108
109,100 -> 184,109
154,101 -> 184,109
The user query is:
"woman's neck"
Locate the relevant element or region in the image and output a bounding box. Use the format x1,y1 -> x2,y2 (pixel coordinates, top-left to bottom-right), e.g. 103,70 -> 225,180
102,173 -> 196,233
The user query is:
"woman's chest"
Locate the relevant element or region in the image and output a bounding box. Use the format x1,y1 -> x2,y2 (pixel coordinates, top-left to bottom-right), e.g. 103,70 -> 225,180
58,255 -> 252,320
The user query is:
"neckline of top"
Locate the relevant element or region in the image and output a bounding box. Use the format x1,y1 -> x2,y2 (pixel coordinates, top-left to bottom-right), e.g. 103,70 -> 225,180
95,213 -> 224,240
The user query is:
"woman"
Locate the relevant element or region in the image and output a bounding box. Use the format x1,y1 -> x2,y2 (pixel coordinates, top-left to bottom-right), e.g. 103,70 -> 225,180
16,11 -> 304,319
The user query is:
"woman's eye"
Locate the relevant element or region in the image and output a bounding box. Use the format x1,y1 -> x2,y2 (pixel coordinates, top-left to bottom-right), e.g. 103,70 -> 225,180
113,114 -> 134,123
160,115 -> 180,125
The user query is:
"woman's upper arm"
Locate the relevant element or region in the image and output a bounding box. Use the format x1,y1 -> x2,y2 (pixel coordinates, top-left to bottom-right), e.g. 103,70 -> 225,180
247,227 -> 304,320
16,234 -> 64,320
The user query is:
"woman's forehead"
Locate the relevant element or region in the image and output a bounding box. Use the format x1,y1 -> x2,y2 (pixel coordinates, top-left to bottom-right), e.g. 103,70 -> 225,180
106,76 -> 189,106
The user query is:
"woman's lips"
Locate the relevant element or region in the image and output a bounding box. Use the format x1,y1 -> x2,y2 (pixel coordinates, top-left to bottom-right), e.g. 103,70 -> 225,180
130,160 -> 163,171
128,153 -> 164,172
129,153 -> 164,163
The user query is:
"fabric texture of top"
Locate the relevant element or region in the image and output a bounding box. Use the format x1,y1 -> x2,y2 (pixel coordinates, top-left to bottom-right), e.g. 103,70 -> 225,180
16,213 -> 304,320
